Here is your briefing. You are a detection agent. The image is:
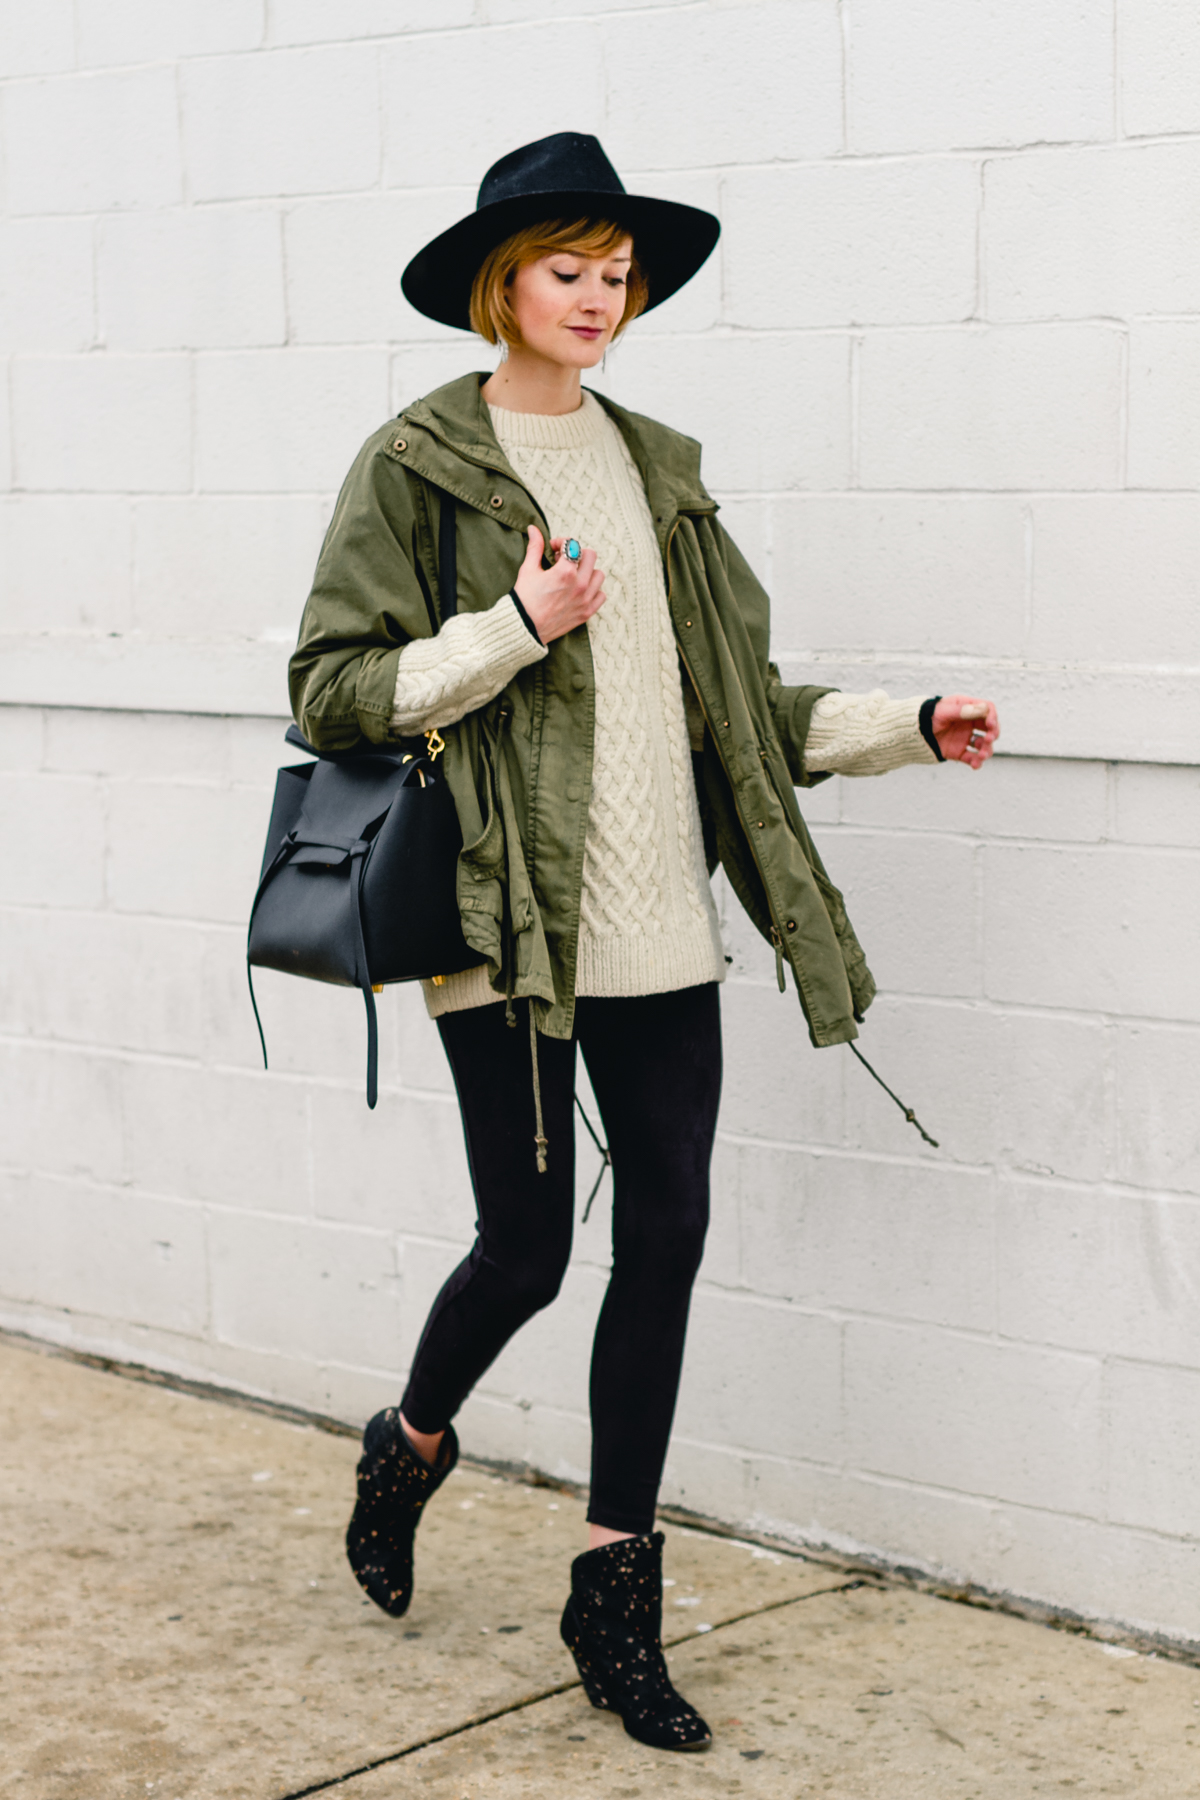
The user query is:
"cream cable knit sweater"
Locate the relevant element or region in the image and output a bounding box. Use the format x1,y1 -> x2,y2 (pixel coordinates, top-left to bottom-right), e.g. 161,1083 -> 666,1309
389,393 -> 936,1018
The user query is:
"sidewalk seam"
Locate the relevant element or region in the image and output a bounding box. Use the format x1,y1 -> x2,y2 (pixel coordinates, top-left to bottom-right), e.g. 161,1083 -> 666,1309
272,1579 -> 874,1800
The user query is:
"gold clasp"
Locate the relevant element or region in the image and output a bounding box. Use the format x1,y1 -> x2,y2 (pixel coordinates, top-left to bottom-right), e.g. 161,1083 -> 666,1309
425,727 -> 446,762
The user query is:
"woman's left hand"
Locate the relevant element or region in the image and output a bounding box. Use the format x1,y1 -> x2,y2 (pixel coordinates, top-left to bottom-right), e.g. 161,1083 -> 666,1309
933,695 -> 1000,769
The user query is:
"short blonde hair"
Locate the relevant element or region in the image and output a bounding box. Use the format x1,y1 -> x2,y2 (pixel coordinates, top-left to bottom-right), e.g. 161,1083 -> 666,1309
469,217 -> 648,349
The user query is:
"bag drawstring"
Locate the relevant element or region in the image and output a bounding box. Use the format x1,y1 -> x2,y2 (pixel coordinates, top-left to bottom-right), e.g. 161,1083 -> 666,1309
849,1042 -> 939,1148
529,1000 -> 548,1174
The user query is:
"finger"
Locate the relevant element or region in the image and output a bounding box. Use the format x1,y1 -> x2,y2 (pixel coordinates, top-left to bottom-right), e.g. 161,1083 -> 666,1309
524,524 -> 545,567
574,546 -> 598,583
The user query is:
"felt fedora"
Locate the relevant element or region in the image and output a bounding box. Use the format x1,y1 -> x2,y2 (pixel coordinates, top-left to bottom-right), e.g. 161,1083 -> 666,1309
401,132 -> 720,332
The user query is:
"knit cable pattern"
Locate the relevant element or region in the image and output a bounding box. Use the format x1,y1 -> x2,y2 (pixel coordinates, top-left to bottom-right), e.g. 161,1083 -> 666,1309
490,395 -> 726,1001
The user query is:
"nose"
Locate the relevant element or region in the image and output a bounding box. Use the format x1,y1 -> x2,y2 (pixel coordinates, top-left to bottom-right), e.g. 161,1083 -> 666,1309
577,273 -> 610,316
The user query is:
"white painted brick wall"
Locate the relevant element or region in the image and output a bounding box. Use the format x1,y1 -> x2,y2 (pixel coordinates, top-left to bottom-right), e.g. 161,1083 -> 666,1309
0,219 -> 96,353
985,141 -> 1200,320
12,355 -> 193,492
4,66 -> 184,214
723,159 -> 979,328
1128,322 -> 1200,489
1120,0 -> 1200,136
0,0 -> 76,78
194,348 -> 390,491
99,208 -> 287,352
604,0 -> 844,168
180,47 -> 381,201
858,325 -> 1124,490
75,0 -> 266,67
847,0 -> 1115,152
0,496 -> 132,632
2,3 -> 1198,1647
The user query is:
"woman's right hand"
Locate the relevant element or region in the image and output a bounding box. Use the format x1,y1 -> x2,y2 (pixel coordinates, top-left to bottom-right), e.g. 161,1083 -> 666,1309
513,525 -> 607,644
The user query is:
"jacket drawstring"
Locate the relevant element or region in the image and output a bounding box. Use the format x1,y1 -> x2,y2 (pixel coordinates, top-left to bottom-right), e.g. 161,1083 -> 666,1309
529,1000 -> 548,1174
849,1042 -> 939,1148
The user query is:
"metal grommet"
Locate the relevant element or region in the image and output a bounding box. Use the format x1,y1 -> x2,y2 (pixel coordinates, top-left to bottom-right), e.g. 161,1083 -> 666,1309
490,495 -> 504,508
393,438 -> 407,452
721,719 -> 730,728
786,920 -> 797,932
756,820 -> 765,829
684,618 -> 693,627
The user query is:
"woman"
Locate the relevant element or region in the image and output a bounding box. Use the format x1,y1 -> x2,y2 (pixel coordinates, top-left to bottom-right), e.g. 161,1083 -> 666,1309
289,132 -> 998,1752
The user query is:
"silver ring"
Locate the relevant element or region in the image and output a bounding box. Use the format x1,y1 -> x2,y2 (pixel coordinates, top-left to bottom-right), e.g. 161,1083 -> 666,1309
968,730 -> 985,748
561,536 -> 582,566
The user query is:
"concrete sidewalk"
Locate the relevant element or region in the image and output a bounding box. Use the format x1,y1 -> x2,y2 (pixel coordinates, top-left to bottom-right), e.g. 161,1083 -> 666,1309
1,1336 -> 1196,1799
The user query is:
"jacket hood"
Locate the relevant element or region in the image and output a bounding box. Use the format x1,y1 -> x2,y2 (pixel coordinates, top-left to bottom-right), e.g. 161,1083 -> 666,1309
402,372 -> 716,544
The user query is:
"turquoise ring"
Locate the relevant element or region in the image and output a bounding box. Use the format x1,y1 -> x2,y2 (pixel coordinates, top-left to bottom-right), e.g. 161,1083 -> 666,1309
563,537 -> 582,565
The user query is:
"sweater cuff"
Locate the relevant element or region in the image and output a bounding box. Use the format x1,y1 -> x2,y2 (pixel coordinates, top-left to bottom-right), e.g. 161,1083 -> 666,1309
919,696 -> 945,761
389,593 -> 547,737
805,690 -> 939,777
509,588 -> 543,645
454,592 -> 548,683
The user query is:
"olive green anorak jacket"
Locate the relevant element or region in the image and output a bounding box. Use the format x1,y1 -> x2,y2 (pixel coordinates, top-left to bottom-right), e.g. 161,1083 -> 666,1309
289,373 -> 875,1045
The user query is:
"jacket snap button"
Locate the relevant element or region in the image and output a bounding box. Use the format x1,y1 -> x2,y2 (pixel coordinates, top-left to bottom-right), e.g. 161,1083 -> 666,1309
393,438 -> 407,451
756,820 -> 765,828
490,495 -> 504,508
571,673 -> 586,691
566,782 -> 581,802
721,719 -> 729,728
684,619 -> 693,627
786,919 -> 797,931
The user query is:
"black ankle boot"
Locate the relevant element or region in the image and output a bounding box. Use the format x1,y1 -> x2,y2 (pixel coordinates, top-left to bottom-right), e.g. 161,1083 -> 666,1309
345,1408 -> 458,1618
560,1532 -> 712,1751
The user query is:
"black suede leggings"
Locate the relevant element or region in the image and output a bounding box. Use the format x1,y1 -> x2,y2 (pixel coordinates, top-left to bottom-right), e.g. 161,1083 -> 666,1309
401,983 -> 722,1535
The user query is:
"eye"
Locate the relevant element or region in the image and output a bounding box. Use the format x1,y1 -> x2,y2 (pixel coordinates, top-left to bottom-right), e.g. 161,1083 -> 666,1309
553,270 -> 579,283
605,275 -> 626,287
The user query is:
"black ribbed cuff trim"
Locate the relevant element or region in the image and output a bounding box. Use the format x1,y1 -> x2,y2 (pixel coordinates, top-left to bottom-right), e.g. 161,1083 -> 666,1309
509,589 -> 542,645
919,696 -> 944,761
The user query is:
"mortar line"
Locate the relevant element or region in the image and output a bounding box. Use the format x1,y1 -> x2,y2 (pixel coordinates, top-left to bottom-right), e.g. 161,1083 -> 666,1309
272,1580 -> 874,1800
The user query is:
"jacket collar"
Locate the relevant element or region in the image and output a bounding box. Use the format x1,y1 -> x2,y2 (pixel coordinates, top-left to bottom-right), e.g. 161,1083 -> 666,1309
401,372 -> 717,545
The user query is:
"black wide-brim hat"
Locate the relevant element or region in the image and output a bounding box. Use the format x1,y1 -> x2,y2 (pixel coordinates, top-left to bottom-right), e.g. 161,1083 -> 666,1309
401,132 -> 720,332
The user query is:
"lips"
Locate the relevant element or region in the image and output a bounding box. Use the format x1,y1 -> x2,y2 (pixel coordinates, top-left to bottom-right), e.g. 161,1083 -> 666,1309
568,327 -> 603,340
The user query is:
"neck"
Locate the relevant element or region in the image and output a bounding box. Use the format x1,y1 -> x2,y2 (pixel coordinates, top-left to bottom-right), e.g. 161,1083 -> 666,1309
481,347 -> 587,415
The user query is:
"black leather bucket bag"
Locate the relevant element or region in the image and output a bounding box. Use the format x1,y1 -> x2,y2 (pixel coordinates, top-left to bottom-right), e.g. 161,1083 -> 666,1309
247,488 -> 477,1107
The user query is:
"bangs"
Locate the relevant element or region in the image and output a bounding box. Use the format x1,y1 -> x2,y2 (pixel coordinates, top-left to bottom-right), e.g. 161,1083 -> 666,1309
469,217 -> 648,348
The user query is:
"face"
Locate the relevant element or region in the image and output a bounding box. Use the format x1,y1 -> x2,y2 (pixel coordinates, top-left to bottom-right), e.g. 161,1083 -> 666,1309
506,237 -> 633,369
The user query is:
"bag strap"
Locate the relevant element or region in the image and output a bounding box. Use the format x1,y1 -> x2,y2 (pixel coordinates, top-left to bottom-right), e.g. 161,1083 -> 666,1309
346,839 -> 380,1109
246,834 -> 301,1073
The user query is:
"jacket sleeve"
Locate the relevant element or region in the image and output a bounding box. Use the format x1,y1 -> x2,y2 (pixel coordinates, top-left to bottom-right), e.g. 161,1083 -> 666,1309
288,430 -> 435,751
